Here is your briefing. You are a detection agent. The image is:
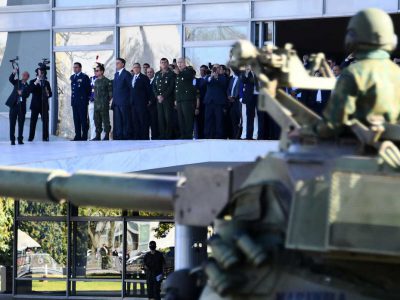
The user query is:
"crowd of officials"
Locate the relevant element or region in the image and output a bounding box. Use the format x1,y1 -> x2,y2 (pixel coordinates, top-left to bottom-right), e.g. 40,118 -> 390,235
6,54 -> 353,145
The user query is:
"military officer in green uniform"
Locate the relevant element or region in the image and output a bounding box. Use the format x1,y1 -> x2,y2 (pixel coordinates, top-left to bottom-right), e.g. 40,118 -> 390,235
92,64 -> 112,141
174,58 -> 197,139
153,58 -> 176,139
316,8 -> 400,137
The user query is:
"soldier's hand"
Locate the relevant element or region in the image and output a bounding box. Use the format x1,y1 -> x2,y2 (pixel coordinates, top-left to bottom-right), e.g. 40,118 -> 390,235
12,68 -> 18,74
17,90 -> 22,96
173,68 -> 179,75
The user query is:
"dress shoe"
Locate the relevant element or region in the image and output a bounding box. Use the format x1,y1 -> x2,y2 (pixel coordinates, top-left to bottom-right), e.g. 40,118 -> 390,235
103,133 -> 110,141
28,138 -> 33,142
11,141 -> 16,145
18,139 -> 24,145
72,137 -> 81,141
91,135 -> 101,141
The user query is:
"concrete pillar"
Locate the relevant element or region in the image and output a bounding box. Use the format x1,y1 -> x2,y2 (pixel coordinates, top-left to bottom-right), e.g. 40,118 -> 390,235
175,224 -> 208,270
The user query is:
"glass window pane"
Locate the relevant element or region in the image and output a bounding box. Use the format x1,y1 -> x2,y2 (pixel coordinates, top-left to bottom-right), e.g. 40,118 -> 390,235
0,31 -> 50,115
16,279 -> 66,295
185,46 -> 232,74
55,50 -> 114,138
17,222 -> 67,279
55,9 -> 115,27
55,31 -> 114,47
119,6 -> 181,24
185,25 -> 247,42
120,25 -> 181,71
72,221 -> 123,279
56,0 -> 114,6
185,3 -> 249,21
0,0 -> 48,6
19,200 -> 67,216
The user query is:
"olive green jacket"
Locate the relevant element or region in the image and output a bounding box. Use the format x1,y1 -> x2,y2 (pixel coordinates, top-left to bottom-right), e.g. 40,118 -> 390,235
175,67 -> 196,103
153,70 -> 176,103
317,50 -> 400,137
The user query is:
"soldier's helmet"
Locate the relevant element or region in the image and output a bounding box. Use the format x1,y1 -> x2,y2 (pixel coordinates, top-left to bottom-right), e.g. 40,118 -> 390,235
345,8 -> 397,53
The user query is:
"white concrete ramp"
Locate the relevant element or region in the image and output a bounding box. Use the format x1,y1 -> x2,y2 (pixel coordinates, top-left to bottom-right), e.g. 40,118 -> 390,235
0,139 -> 279,173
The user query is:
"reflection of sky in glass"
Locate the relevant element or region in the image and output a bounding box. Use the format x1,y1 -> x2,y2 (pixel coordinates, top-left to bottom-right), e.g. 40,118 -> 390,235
1,0 -> 48,5
0,32 -> 7,68
185,46 -> 232,73
120,25 -> 181,70
185,25 -> 247,42
55,31 -> 114,47
56,50 -> 114,138
56,0 -> 113,6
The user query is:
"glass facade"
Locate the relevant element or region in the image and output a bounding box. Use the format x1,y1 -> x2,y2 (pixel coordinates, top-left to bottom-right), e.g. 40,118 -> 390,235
14,200 -> 174,298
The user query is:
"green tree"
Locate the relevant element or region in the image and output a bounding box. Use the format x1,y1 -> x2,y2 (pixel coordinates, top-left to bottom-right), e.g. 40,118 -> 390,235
0,198 -> 14,266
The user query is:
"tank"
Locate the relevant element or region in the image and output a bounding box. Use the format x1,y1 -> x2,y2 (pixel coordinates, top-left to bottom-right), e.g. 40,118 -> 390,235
1,40 -> 400,300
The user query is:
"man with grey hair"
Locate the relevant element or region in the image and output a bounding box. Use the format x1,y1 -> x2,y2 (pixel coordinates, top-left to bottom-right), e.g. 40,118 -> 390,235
174,58 -> 196,139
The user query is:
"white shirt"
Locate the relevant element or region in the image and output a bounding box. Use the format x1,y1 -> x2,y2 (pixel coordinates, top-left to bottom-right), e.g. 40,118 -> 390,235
230,75 -> 238,97
132,74 -> 139,88
117,69 -> 123,76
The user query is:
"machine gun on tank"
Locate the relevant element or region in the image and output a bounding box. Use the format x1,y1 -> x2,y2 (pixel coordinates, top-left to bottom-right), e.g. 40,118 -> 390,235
1,41 -> 400,300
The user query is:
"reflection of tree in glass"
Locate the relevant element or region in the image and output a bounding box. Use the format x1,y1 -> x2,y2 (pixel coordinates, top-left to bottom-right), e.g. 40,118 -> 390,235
56,50 -> 114,138
0,197 -> 13,266
0,32 -> 8,67
186,26 -> 247,42
19,221 -> 67,268
121,26 -> 180,71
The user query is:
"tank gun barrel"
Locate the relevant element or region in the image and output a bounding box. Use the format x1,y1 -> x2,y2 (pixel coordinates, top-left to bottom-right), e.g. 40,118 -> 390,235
0,166 -> 179,212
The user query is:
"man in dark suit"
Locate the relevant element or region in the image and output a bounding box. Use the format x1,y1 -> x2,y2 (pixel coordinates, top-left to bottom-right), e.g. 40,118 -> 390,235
241,67 -> 264,140
227,70 -> 241,139
6,68 -> 30,145
204,64 -> 227,139
130,63 -> 151,140
28,68 -> 52,142
194,65 -> 208,139
112,58 -> 132,140
70,62 -> 91,141
146,67 -> 159,140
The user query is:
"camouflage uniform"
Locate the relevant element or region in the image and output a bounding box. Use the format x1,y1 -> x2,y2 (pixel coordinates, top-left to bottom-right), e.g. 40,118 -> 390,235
317,50 -> 400,137
94,76 -> 112,136
175,66 -> 196,139
316,8 -> 400,137
153,70 -> 176,139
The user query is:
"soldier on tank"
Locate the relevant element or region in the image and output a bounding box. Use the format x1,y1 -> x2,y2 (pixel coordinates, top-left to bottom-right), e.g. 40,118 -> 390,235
92,64 -> 112,141
316,8 -> 400,137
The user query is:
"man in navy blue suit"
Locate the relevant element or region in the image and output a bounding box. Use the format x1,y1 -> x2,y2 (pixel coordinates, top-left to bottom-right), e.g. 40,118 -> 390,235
130,63 -> 151,140
204,64 -> 227,139
70,62 -> 91,141
112,58 -> 132,140
241,67 -> 264,140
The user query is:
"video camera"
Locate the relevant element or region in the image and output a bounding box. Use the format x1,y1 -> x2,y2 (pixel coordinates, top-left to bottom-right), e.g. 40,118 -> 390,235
38,58 -> 50,72
9,56 -> 19,64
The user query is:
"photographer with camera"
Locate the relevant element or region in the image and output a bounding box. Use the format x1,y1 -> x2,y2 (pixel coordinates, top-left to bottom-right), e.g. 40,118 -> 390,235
203,64 -> 227,139
5,61 -> 30,145
27,64 -> 52,142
